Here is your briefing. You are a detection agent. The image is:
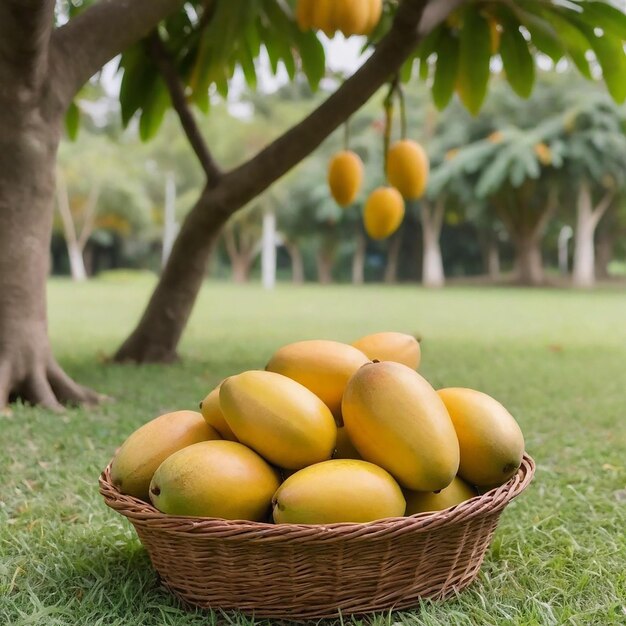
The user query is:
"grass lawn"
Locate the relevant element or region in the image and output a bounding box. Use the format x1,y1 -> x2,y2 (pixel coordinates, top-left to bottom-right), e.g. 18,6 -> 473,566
2,277 -> 625,625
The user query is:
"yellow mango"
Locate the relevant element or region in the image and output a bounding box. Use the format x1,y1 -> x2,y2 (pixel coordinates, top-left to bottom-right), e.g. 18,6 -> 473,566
335,0 -> 370,37
364,0 -> 383,35
272,459 -> 406,524
328,150 -> 363,207
333,427 -> 361,460
199,385 -> 238,441
265,339 -> 369,421
405,476 -> 477,515
352,331 -> 421,369
312,0 -> 337,37
220,370 -> 337,469
295,0 -> 315,31
363,186 -> 405,240
386,139 -> 430,200
437,387 -> 525,487
342,361 -> 460,491
110,410 -> 220,501
149,440 -> 280,520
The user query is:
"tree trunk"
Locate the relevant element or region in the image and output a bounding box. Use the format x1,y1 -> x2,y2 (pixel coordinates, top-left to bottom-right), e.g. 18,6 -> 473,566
316,250 -> 334,285
0,104 -> 98,409
595,228 -> 615,280
351,229 -> 366,285
572,182 -> 613,288
384,232 -> 402,284
67,242 -> 88,281
115,186 -> 231,362
231,256 -> 252,283
261,210 -> 276,290
284,241 -> 305,284
513,235 -> 544,286
422,200 -> 445,288
486,238 -> 500,280
56,169 -> 88,281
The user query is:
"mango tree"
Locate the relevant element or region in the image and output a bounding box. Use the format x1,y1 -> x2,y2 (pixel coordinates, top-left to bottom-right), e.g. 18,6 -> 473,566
1,0 -> 625,408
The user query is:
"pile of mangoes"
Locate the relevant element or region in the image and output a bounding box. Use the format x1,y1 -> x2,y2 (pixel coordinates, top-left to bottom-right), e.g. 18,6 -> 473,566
110,332 -> 525,524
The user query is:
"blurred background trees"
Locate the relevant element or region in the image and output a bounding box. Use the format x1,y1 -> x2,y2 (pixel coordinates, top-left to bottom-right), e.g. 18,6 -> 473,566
55,72 -> 626,288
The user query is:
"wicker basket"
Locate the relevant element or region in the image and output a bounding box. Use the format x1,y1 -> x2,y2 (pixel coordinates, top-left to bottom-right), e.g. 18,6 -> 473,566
99,453 -> 534,619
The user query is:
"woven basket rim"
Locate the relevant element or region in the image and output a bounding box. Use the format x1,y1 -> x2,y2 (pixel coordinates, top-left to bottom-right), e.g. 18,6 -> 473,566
99,453 -> 535,540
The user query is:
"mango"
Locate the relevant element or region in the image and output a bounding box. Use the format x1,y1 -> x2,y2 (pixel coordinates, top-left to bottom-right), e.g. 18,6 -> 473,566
328,150 -> 363,207
149,440 -> 280,520
265,339 -> 369,421
199,385 -> 238,441
437,387 -> 525,487
342,361 -> 460,491
352,331 -> 421,369
110,410 -> 220,501
295,0 -> 314,31
336,0 -> 369,37
364,186 -> 405,240
273,459 -> 406,524
405,477 -> 477,515
333,427 -> 361,460
220,370 -> 337,469
364,0 -> 383,35
312,0 -> 336,36
386,140 -> 429,200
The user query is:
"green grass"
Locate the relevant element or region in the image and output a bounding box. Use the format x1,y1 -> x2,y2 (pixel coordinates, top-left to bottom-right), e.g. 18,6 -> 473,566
2,278 -> 625,625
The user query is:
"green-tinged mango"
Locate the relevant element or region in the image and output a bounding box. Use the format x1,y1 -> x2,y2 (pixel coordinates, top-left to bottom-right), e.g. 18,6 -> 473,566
272,459 -> 406,524
352,331 -> 421,369
111,410 -> 220,501
200,385 -> 238,441
149,440 -> 280,520
342,361 -> 460,491
405,476 -> 477,515
220,370 -> 337,469
265,339 -> 369,421
437,387 -> 525,487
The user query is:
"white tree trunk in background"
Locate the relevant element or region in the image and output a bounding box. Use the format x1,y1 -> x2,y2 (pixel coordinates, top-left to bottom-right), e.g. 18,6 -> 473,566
162,172 -> 178,268
558,225 -> 573,275
572,181 -> 613,288
422,198 -> 445,288
56,169 -> 100,282
352,229 -> 366,285
487,238 -> 500,280
384,232 -> 402,284
262,210 -> 277,290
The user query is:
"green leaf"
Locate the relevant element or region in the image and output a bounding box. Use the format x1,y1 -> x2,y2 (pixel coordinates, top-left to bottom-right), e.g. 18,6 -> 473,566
499,18 -> 535,98
579,27 -> 626,103
457,10 -> 492,114
119,46 -> 157,127
295,31 -> 326,91
400,53 -> 417,83
239,40 -> 258,90
139,78 -> 170,142
582,1 -> 626,40
418,24 -> 443,81
432,30 -> 459,110
65,101 -> 80,141
542,9 -> 592,78
520,12 -> 565,62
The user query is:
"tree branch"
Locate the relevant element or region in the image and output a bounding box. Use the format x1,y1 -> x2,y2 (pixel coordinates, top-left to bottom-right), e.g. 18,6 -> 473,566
50,0 -> 184,106
0,0 -> 56,89
147,33 -> 222,186
591,189 -> 614,228
214,0 -> 463,215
